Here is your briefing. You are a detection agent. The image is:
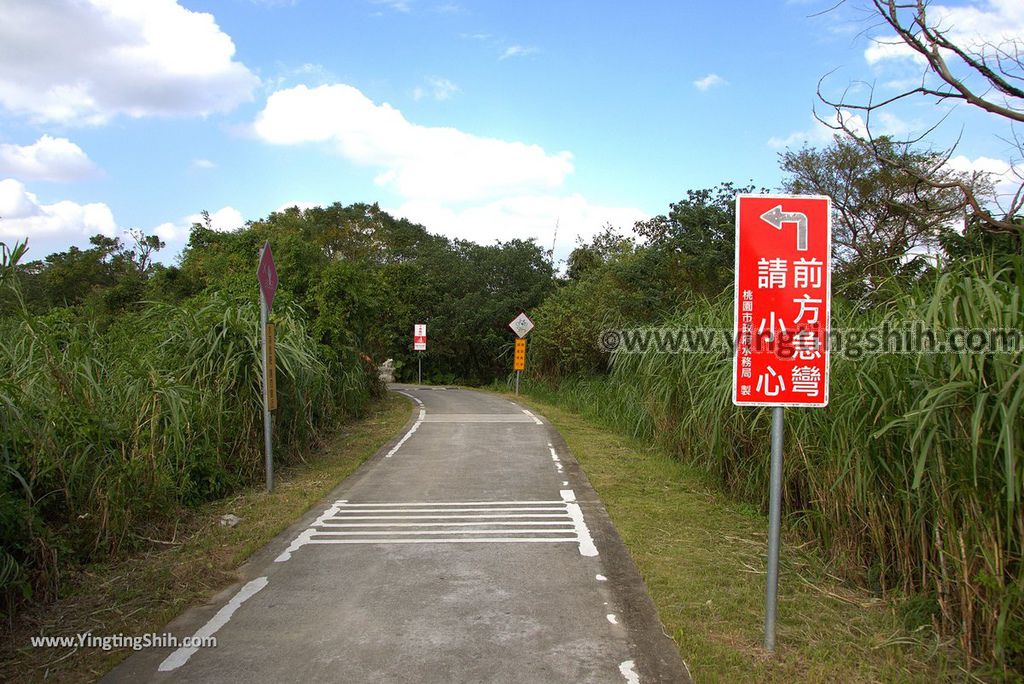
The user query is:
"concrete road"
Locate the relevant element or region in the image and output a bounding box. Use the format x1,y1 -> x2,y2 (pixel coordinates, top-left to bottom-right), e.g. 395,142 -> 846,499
106,386 -> 688,683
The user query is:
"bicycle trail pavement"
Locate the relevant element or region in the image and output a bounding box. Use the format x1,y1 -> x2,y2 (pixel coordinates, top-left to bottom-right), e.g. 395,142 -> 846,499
105,385 -> 689,683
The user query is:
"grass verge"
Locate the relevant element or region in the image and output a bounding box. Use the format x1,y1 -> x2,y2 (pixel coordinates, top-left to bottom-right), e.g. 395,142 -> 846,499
0,393 -> 410,683
505,391 -> 970,683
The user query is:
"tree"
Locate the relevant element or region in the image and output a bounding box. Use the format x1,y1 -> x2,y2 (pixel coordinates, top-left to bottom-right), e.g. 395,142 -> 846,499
566,225 -> 634,282
818,0 -> 1023,233
633,182 -> 766,297
781,136 -> 966,298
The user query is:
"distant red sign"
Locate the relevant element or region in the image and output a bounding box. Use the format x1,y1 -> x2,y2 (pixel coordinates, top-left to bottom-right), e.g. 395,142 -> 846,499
257,243 -> 278,311
413,323 -> 427,351
732,195 -> 831,407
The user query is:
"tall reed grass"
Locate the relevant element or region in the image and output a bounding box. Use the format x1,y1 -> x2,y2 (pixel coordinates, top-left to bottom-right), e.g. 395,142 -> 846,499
531,256 -> 1023,671
0,293 -> 378,612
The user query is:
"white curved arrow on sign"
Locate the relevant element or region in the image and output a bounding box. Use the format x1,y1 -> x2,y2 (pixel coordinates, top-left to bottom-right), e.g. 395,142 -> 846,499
760,205 -> 808,251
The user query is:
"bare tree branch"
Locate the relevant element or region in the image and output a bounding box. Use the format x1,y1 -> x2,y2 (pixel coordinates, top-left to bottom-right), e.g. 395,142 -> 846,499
818,0 -> 1024,233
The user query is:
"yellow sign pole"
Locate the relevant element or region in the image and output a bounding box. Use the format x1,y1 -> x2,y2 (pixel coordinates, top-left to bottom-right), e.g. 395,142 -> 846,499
513,338 -> 526,394
266,323 -> 277,411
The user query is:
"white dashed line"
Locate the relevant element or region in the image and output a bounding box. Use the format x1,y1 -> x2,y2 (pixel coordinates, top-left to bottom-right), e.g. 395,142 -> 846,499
385,412 -> 423,458
521,409 -> 543,424
561,489 -> 598,556
395,390 -> 424,406
596,574 -> 607,581
619,659 -> 640,683
606,613 -> 618,625
158,577 -> 268,671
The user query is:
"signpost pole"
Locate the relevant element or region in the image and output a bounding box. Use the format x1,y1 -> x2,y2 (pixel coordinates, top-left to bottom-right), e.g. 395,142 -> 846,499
418,353 -> 422,385
256,241 -> 278,494
764,406 -> 784,651
260,287 -> 273,493
515,370 -> 520,395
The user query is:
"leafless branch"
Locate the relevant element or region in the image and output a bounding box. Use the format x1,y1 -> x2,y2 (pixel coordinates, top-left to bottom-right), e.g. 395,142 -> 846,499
817,0 -> 1024,233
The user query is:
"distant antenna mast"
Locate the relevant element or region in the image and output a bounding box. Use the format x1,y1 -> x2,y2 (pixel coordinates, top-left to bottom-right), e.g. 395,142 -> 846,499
550,218 -> 559,264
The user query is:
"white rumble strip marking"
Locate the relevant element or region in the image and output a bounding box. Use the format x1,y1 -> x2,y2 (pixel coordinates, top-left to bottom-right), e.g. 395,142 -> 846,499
275,494 -> 598,558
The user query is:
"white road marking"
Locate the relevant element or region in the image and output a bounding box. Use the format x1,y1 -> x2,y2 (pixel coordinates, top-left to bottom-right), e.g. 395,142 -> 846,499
395,390 -> 424,406
278,496 -> 599,557
335,500 -> 565,506
324,513 -> 572,520
521,409 -> 543,424
312,529 -> 576,536
619,659 -> 640,684
596,574 -> 607,581
275,528 -> 315,562
385,417 -> 422,458
422,413 -> 535,423
560,490 -> 598,556
606,614 -> 618,625
386,391 -> 427,458
304,537 -> 579,545
320,521 -> 577,527
158,576 -> 268,671
330,506 -> 567,513
562,481 -> 569,486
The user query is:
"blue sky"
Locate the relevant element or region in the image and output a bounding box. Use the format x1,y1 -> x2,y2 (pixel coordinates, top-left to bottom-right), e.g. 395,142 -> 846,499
0,0 -> 1019,265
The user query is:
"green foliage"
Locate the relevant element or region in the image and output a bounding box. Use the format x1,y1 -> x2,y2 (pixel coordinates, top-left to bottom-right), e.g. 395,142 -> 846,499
0,202 -> 558,618
634,182 -> 765,298
176,203 -> 554,385
2,232 -> 166,319
0,294 -> 377,616
531,255 -> 1024,673
781,136 -> 968,303
532,185 -> 760,378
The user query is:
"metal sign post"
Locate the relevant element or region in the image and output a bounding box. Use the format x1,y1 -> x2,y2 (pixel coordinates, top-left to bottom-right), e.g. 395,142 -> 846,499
257,243 -> 278,493
509,313 -> 533,395
513,338 -> 526,394
764,405 -> 784,651
732,195 -> 831,652
413,323 -> 427,384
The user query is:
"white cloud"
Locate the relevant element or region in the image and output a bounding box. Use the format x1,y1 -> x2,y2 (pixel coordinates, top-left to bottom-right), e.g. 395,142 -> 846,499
191,158 -> 217,170
370,0 -> 412,12
500,45 -> 539,60
864,40 -> 923,65
151,206 -> 245,242
392,194 -> 647,263
253,83 -> 574,203
274,201 -> 321,214
866,0 -> 1024,65
0,0 -> 258,125
0,135 -> 98,181
947,154 -> 1022,207
693,73 -> 727,91
0,178 -> 116,239
768,109 -> 913,148
412,77 -> 460,102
